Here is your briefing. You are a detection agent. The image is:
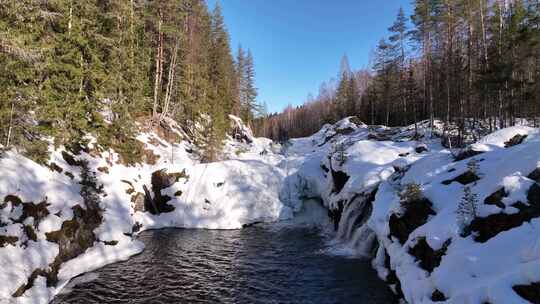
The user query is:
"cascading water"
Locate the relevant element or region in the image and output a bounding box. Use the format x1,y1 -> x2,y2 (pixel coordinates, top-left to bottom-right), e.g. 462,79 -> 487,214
334,192 -> 377,257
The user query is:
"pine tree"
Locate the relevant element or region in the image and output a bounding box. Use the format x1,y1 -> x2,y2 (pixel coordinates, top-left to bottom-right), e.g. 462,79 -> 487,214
236,45 -> 247,117
335,70 -> 350,118
388,7 -> 409,125
243,49 -> 258,124
373,38 -> 398,126
457,185 -> 478,230
346,74 -> 359,116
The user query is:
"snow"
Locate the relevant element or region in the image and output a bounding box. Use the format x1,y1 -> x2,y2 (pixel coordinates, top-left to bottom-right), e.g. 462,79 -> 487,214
368,124 -> 540,303
1,115 -> 539,304
135,160 -> 293,230
0,116 -> 295,303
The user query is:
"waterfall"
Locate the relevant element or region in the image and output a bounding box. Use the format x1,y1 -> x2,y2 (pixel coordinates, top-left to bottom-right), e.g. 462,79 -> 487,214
334,192 -> 376,257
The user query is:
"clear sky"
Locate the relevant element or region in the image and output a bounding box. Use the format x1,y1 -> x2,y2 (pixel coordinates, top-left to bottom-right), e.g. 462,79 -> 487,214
206,0 -> 413,113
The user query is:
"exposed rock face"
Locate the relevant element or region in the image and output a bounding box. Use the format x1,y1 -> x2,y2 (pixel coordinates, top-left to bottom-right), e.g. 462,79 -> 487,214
453,148 -> 484,162
529,167 -> 540,183
442,170 -> 480,185
61,151 -> 81,167
48,162 -> 63,173
144,169 -> 188,214
389,198 -> 435,245
2,195 -> 50,245
415,144 -> 428,154
131,192 -> 146,213
14,202 -> 103,296
0,235 -> 18,247
504,134 -> 528,148
328,200 -> 345,231
229,115 -> 254,144
13,161 -> 105,297
484,188 -> 507,209
331,170 -> 350,194
431,290 -> 447,302
408,237 -> 451,273
3,194 -> 23,206
513,282 -> 540,304
20,200 -> 50,226
383,249 -> 404,298
45,204 -> 102,279
469,183 -> 540,243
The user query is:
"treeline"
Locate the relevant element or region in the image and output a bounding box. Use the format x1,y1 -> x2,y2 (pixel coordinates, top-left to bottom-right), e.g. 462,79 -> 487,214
255,0 -> 540,142
0,0 -> 259,163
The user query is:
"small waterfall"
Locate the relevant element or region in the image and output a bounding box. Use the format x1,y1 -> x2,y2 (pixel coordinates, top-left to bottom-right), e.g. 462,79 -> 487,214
334,192 -> 376,257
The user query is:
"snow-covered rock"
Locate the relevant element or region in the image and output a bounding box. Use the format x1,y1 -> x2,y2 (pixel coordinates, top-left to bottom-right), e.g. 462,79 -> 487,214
0,116 -> 292,303
283,118 -> 540,303
368,126 -> 540,303
1,114 -> 539,304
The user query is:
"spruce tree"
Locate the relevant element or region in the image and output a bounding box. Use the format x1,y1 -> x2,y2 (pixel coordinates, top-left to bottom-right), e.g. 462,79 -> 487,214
244,49 -> 258,124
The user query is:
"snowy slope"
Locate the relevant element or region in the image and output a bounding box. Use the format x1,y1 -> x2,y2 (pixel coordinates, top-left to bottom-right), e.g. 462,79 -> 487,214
283,117 -> 540,303
369,127 -> 540,304
1,114 -> 539,304
0,116 -> 292,303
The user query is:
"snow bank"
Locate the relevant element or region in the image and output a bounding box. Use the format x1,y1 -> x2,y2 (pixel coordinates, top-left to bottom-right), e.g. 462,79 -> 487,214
369,126 -> 540,303
135,160 -> 292,230
283,118 -> 540,303
2,114 -> 539,304
0,116 -> 294,303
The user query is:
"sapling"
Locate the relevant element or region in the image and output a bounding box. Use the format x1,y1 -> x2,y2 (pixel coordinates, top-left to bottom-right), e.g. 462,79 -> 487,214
467,158 -> 480,176
457,185 -> 479,232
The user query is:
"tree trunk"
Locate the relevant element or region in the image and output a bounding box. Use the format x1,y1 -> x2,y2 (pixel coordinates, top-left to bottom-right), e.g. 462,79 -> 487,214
6,101 -> 14,148
152,15 -> 163,122
160,38 -> 180,123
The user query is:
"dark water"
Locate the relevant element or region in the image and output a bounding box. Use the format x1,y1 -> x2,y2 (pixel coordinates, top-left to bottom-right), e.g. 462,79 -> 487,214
52,226 -> 395,304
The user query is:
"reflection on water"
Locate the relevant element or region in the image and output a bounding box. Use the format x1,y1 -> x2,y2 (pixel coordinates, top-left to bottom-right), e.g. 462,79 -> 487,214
53,220 -> 395,304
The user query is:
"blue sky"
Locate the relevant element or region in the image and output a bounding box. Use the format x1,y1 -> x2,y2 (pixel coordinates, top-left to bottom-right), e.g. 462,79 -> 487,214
207,0 -> 412,113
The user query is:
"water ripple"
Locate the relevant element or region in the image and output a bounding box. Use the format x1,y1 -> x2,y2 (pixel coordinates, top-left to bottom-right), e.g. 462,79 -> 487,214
52,226 -> 396,304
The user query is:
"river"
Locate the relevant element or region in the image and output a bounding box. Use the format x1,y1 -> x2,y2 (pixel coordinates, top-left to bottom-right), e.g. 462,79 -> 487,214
52,202 -> 395,304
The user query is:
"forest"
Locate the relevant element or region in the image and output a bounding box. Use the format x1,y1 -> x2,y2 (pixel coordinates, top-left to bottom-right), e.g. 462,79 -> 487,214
254,0 -> 540,146
0,0 -> 259,163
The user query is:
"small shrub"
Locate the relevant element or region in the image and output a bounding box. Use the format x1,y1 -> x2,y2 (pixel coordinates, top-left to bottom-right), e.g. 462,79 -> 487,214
400,182 -> 424,207
22,139 -> 50,165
